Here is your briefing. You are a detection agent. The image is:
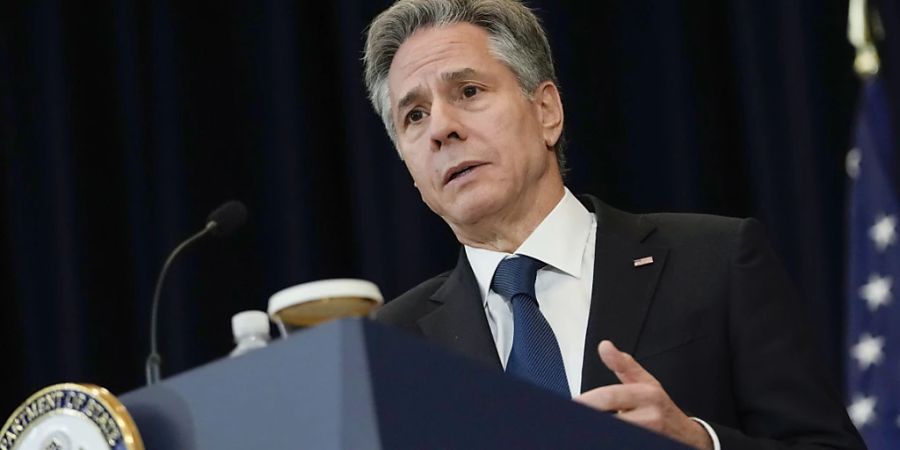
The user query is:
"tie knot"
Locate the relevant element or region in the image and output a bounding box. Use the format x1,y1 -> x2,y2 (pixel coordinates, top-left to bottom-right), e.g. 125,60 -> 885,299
491,255 -> 545,299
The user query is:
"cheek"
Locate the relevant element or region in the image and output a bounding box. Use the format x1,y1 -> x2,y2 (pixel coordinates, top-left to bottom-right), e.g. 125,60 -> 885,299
478,111 -> 541,169
402,154 -> 440,198
482,108 -> 517,136
479,102 -> 538,143
399,143 -> 423,172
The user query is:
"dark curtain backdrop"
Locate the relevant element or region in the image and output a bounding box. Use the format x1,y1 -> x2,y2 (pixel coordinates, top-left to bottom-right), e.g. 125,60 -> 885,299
2,0 -> 899,414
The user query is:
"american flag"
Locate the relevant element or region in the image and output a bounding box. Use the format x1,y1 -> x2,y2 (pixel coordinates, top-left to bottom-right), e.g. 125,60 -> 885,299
846,75 -> 900,449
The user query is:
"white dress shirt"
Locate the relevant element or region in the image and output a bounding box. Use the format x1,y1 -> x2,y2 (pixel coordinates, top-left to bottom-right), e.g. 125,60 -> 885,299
465,188 -> 595,398
464,188 -> 721,450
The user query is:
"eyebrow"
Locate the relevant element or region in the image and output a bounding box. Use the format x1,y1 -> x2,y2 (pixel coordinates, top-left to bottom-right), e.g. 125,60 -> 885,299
397,88 -> 424,112
442,67 -> 477,83
396,68 -> 480,112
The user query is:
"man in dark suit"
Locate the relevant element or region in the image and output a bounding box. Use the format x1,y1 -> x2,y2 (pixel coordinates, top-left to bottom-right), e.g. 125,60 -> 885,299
362,1 -> 864,448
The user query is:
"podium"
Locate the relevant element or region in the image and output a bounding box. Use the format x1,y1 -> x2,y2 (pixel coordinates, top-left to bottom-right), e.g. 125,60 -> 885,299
121,319 -> 688,449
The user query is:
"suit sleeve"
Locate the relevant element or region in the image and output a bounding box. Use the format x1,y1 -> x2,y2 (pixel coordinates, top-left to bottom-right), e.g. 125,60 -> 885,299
709,218 -> 865,449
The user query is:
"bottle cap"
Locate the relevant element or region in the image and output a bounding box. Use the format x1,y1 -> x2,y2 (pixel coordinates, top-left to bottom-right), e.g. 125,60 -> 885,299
231,310 -> 270,340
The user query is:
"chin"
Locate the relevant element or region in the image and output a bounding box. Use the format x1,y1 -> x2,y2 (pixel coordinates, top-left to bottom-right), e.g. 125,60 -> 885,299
442,192 -> 507,227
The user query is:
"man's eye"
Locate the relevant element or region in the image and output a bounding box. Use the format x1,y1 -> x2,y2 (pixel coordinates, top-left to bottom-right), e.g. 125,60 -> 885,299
462,85 -> 479,98
407,110 -> 424,123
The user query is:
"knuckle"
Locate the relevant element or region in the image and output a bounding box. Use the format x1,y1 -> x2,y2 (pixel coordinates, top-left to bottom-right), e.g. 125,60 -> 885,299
647,384 -> 667,402
637,383 -> 659,399
587,390 -> 613,410
647,409 -> 664,428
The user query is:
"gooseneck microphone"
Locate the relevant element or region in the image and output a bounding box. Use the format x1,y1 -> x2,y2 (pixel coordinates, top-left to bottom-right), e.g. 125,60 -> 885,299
145,200 -> 248,386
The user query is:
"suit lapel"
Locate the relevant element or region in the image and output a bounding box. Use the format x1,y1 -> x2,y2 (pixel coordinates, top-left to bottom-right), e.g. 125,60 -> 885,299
417,250 -> 502,370
579,196 -> 669,392
412,196 -> 669,386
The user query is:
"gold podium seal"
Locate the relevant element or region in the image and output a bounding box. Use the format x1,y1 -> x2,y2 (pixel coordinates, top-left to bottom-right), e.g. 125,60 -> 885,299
1,383 -> 143,450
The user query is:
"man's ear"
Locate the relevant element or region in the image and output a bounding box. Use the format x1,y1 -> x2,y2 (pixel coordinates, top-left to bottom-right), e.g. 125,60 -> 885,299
533,81 -> 564,149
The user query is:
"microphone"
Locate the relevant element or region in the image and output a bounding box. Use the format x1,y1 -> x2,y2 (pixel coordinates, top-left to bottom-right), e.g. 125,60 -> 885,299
145,200 -> 248,386
207,200 -> 248,237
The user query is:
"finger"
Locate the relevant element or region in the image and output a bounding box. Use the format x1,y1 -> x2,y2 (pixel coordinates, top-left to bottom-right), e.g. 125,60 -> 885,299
614,408 -> 666,433
616,407 -> 658,422
597,340 -> 659,385
574,383 -> 657,412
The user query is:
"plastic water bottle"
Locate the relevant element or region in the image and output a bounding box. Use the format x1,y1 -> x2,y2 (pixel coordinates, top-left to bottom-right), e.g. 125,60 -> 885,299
229,310 -> 271,357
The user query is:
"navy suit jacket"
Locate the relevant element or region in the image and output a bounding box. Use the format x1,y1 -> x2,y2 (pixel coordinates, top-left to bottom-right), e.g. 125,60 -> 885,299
376,195 -> 864,449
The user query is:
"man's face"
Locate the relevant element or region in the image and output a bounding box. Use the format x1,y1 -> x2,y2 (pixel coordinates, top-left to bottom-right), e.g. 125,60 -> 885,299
387,23 -> 562,229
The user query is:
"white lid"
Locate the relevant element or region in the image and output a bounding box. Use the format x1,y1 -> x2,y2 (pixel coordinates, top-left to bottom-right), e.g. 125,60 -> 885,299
231,310 -> 270,339
267,278 -> 384,316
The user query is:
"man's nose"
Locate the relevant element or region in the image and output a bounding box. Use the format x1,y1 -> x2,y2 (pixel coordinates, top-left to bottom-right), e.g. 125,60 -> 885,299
429,101 -> 466,150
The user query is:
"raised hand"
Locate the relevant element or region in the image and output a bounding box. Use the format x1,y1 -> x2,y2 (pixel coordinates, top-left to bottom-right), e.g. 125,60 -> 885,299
574,340 -> 713,450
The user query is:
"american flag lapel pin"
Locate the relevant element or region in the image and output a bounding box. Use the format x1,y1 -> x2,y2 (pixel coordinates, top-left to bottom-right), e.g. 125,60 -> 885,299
633,256 -> 654,267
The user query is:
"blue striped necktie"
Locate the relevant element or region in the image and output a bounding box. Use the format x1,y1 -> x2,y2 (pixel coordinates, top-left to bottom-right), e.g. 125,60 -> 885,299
491,255 -> 570,397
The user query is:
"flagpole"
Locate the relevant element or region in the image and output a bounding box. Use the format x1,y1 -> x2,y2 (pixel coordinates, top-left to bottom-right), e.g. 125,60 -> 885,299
844,1 -> 900,448
848,0 -> 881,77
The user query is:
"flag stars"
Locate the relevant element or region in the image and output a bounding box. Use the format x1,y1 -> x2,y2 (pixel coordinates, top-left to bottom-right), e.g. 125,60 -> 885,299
860,274 -> 893,311
848,395 -> 877,428
851,333 -> 885,370
869,214 -> 897,251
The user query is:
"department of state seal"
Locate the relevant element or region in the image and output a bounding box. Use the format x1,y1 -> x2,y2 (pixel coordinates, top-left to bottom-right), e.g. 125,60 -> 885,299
1,383 -> 143,450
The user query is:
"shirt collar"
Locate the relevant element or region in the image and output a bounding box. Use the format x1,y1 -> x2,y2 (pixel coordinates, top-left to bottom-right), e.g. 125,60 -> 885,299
465,188 -> 594,304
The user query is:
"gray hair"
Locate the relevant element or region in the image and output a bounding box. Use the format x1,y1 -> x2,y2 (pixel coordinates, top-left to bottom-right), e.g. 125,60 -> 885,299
363,0 -> 566,170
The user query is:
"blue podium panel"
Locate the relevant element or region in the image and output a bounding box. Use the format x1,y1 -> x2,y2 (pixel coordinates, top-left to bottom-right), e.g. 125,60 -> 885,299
121,320 -> 380,449
121,319 -> 688,450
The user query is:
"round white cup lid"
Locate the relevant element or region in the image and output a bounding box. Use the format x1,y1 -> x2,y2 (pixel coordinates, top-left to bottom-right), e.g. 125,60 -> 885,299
267,278 -> 384,316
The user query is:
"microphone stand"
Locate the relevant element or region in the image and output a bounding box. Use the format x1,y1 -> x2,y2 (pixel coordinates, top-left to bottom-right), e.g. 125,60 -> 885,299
145,221 -> 217,386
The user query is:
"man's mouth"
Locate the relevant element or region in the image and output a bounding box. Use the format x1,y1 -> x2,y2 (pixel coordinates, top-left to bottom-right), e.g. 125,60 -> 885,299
444,162 -> 487,185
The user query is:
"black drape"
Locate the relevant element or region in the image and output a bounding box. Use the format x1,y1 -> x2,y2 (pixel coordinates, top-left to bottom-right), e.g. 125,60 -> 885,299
2,0 -> 898,414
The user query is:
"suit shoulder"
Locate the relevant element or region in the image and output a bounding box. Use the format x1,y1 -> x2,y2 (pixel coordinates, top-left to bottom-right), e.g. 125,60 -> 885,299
374,271 -> 451,331
586,195 -> 754,247
643,211 -> 753,244
637,212 -> 769,264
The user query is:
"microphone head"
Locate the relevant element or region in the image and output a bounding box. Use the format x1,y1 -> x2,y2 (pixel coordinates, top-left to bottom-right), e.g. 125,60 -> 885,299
207,200 -> 248,237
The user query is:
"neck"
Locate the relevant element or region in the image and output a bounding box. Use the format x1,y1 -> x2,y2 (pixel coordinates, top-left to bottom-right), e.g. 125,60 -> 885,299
450,182 -> 565,253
